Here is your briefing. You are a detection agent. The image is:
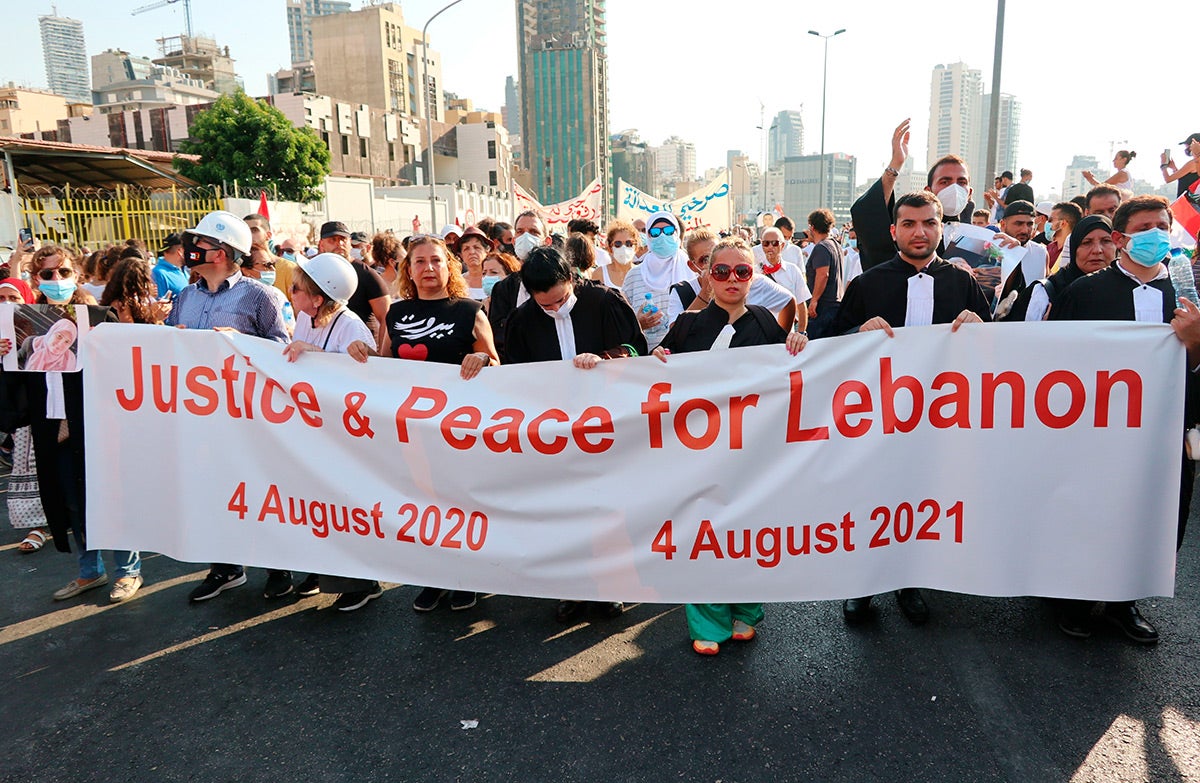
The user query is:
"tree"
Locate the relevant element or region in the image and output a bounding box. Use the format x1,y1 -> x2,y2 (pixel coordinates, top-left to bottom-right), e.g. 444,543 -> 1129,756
176,91 -> 331,203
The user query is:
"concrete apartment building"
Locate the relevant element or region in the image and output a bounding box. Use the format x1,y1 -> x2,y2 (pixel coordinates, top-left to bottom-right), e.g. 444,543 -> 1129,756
310,2 -> 444,122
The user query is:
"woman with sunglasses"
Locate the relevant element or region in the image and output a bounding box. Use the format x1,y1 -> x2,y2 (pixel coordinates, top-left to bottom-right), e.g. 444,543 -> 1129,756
620,212 -> 694,351
652,237 -> 807,655
591,220 -> 639,289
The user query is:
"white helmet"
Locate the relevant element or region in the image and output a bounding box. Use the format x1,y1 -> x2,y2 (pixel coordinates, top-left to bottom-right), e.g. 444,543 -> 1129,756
186,210 -> 252,256
296,252 -> 358,304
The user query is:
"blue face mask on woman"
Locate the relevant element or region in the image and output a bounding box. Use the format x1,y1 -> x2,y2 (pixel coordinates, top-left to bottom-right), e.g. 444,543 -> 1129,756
647,223 -> 679,258
38,280 -> 76,303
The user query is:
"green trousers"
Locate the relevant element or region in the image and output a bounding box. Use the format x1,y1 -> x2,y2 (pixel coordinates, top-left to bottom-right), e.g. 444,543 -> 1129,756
685,603 -> 764,642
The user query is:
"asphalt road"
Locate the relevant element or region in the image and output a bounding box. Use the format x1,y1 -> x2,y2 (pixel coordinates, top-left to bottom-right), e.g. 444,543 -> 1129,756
2,465 -> 1199,783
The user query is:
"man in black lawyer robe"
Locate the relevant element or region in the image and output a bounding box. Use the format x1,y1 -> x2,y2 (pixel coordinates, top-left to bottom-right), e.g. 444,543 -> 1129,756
831,191 -> 989,625
850,119 -> 977,272
1050,194 -> 1197,644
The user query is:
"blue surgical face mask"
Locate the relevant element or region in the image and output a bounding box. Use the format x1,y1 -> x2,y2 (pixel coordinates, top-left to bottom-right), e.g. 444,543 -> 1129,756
648,233 -> 680,258
259,270 -> 277,286
1044,222 -> 1056,241
38,280 -> 76,303
1123,227 -> 1171,267
846,238 -> 857,249
282,251 -> 296,262
482,274 -> 501,296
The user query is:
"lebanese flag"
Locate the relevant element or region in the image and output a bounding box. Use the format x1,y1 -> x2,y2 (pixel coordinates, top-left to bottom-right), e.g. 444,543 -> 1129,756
258,191 -> 270,221
1170,179 -> 1200,245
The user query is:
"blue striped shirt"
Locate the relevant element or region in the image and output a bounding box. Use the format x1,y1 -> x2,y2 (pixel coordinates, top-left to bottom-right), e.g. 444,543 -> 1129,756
165,271 -> 290,343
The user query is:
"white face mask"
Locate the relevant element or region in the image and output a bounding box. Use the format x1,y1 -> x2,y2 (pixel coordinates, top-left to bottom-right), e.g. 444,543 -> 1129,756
514,232 -> 541,260
541,291 -> 578,319
612,245 -> 636,264
350,247 -> 363,261
936,184 -> 969,218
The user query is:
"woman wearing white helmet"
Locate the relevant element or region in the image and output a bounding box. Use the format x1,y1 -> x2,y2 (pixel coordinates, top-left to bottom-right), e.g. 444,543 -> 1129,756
282,252 -> 374,364
280,252 -> 382,611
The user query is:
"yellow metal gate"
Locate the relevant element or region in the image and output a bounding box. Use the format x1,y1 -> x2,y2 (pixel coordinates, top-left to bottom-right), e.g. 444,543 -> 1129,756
18,184 -> 223,251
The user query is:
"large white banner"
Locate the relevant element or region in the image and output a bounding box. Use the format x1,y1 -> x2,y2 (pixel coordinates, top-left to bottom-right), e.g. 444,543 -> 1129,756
617,173 -> 732,233
512,177 -> 603,233
83,322 -> 1184,603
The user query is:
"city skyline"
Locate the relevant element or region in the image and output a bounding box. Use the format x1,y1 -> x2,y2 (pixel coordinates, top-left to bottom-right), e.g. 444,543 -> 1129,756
2,1 -> 1192,198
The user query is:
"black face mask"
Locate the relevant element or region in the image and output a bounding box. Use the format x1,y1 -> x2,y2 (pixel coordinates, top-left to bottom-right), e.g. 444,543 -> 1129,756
182,235 -> 217,269
499,242 -> 516,256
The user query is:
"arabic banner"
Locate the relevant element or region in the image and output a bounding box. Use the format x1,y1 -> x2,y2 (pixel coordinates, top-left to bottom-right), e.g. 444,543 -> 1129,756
617,173 -> 732,233
82,321 -> 1184,604
513,178 -> 604,233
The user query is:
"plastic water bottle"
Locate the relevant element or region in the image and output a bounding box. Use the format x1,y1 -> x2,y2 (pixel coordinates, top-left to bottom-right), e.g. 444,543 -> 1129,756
282,301 -> 296,331
1168,247 -> 1199,308
641,293 -> 658,315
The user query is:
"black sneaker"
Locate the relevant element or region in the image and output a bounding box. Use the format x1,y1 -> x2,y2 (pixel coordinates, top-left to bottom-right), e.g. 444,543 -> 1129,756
296,573 -> 321,597
263,570 -> 294,599
189,570 -> 247,602
336,583 -> 383,612
412,587 -> 448,612
450,591 -> 477,611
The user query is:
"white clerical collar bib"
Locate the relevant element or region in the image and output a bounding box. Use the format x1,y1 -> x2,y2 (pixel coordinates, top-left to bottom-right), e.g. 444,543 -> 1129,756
905,271 -> 935,327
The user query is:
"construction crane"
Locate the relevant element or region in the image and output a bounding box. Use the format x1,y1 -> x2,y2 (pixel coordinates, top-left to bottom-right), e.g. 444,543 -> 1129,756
131,0 -> 194,38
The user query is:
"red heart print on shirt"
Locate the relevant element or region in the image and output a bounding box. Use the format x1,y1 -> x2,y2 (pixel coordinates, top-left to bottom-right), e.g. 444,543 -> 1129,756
396,343 -> 429,361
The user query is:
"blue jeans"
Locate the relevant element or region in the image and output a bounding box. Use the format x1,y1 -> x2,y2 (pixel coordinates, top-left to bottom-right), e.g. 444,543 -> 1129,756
74,527 -> 140,580
807,302 -> 841,339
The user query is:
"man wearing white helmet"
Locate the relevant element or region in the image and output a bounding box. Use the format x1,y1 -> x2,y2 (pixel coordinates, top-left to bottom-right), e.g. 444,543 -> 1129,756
168,211 -> 294,603
167,211 -> 291,342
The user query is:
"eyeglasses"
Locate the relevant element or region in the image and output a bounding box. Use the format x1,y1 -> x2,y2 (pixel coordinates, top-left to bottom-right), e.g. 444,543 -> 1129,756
611,239 -> 635,248
38,267 -> 74,280
647,224 -> 677,238
257,261 -> 276,270
761,240 -> 781,247
709,263 -> 754,282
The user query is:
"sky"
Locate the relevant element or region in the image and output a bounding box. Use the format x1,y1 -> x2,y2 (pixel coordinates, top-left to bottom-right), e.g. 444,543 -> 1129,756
2,0 -> 1194,199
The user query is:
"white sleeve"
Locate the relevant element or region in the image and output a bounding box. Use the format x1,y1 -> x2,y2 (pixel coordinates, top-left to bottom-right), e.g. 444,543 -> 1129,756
666,279 -> 700,326
785,263 -> 812,302
667,289 -> 685,326
747,275 -> 794,314
1025,283 -> 1051,322
330,311 -> 376,353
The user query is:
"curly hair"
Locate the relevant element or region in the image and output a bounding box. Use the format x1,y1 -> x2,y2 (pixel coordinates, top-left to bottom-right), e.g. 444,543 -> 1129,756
371,231 -> 403,269
396,235 -> 468,300
100,257 -> 159,323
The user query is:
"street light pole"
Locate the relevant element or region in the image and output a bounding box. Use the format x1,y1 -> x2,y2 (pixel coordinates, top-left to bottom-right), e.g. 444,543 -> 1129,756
808,28 -> 845,211
423,0 -> 466,233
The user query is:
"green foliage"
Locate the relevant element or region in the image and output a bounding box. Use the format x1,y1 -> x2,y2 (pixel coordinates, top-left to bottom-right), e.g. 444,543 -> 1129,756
176,91 -> 331,203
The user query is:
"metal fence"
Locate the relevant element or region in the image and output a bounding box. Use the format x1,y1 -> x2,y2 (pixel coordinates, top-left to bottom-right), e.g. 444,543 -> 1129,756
18,184 -> 224,251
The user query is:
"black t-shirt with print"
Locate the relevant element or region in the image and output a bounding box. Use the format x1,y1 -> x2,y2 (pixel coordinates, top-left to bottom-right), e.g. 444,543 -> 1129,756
386,296 -> 480,365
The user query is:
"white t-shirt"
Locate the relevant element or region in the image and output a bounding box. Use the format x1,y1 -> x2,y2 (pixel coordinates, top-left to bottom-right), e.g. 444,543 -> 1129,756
293,307 -> 374,354
762,261 -> 812,304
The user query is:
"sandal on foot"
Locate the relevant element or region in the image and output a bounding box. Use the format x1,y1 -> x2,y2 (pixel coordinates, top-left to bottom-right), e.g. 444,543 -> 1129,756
18,529 -> 50,554
692,640 -> 720,656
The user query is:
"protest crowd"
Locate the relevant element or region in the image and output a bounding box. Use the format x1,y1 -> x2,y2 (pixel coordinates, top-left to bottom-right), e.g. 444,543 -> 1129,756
3,121 -> 1200,657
